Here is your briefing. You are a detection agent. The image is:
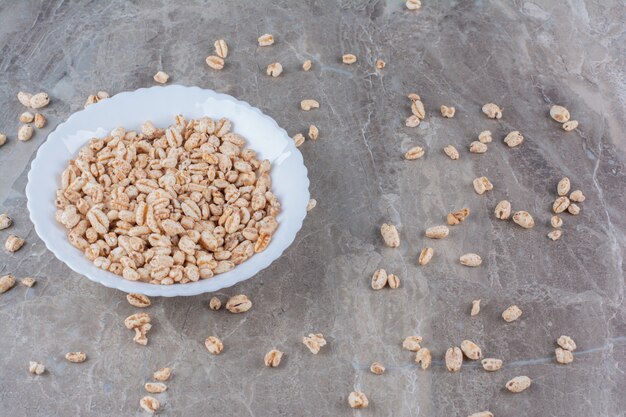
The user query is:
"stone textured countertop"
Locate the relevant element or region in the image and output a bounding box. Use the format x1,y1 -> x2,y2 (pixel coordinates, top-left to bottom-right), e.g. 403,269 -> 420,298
1,1 -> 625,416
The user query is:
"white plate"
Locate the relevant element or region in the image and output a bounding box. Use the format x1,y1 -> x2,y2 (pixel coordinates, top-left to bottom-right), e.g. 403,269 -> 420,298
26,85 -> 309,297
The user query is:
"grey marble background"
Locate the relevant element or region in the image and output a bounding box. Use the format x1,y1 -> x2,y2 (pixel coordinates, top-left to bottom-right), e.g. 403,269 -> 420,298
1,0 -> 625,416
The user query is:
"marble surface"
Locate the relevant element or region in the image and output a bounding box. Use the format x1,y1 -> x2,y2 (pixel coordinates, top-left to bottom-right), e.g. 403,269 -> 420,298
1,0 -> 625,416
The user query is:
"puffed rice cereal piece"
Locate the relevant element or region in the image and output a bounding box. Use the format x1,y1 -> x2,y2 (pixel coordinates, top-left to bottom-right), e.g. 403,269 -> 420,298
302,333 -> 326,354
482,103 -> 502,119
502,305 -> 522,322
153,71 -> 169,84
440,105 -> 455,118
264,349 -> 284,367
29,361 -> 45,375
348,391 -> 369,408
5,235 -> 25,252
342,54 -> 357,64
505,376 -> 532,393
258,34 -> 274,46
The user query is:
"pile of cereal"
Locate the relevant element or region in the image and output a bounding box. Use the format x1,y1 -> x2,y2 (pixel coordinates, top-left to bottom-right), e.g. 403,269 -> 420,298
55,116 -> 280,285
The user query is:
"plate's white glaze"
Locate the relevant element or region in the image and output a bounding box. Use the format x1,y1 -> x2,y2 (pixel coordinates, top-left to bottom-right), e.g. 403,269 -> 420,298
26,85 -> 309,297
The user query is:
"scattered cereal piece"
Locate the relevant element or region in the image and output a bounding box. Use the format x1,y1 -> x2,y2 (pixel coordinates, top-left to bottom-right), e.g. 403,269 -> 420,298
380,223 -> 400,248
264,349 -> 284,367
440,105 -> 455,118
214,39 -> 228,58
406,0 -> 422,10
0,213 -> 12,230
494,200 -> 511,220
502,305 -> 522,322
308,124 -> 319,140
205,336 -> 223,354
473,177 -> 493,194
84,95 -> 98,107
481,358 -> 503,372
30,92 -> 50,109
555,347 -> 574,364
548,229 -> 562,241
569,190 -> 585,202
209,296 -> 222,310
504,130 -> 524,147
402,336 -> 422,352
5,235 -> 25,252
307,199 -> 317,211
404,146 -> 425,160
567,203 -> 580,215
139,396 -> 160,414
371,268 -> 388,290
124,313 -> 151,329
226,294 -> 252,313
65,352 -> 87,363
557,177 -> 571,196
505,376 -> 532,393
206,56 -> 225,70
266,62 -> 283,77
0,275 -> 16,294
471,299 -> 481,316
469,141 -> 487,153
258,34 -> 274,46
17,91 -> 32,107
19,112 -> 34,123
460,253 -> 482,267
411,98 -> 425,119
557,335 -> 577,351
153,71 -> 169,84
551,215 -> 563,228
469,412 -> 494,417
145,382 -> 167,393
131,323 -> 151,346
387,273 -> 400,289
348,391 -> 369,408
512,211 -> 534,228
443,145 -> 459,160
342,54 -> 357,64
85,91 -> 109,107
447,208 -> 470,225
553,196 -> 570,213
562,120 -> 578,131
29,361 -> 45,375
302,333 -> 326,354
425,225 -> 449,239
445,347 -> 463,372
127,293 -> 151,308
550,105 -> 570,123
18,125 -> 34,141
300,99 -> 319,111
478,130 -> 492,143
415,347 -> 432,369
20,277 -> 36,287
153,367 -> 172,381
418,247 -> 434,265
370,361 -> 385,374
293,133 -> 305,147
405,115 -> 421,127
375,59 -> 386,69
460,340 -> 482,360
482,103 -> 502,119
302,59 -> 312,71
34,113 -> 46,129
0,133 -> 6,147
